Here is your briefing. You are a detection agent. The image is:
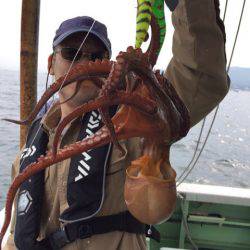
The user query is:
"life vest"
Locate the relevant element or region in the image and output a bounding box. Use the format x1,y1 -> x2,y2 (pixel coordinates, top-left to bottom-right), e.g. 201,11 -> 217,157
14,109 -> 114,249
165,0 -> 179,11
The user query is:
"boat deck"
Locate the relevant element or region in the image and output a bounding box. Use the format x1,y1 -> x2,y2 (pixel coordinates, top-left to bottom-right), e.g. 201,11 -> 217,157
1,183 -> 250,249
149,183 -> 250,250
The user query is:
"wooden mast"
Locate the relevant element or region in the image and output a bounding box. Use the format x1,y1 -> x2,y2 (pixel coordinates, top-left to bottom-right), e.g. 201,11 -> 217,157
20,0 -> 40,148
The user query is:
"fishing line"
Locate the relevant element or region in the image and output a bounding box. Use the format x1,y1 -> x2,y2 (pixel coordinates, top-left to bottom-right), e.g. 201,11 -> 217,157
226,0 -> 246,74
177,109 -> 218,186
19,20 -> 96,168
176,0 -> 246,186
223,0 -> 229,22
57,20 -> 97,95
44,63 -> 52,114
176,118 -> 206,185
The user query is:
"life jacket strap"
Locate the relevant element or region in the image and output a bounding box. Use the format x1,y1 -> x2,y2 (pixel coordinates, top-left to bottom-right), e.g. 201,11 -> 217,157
44,211 -> 160,249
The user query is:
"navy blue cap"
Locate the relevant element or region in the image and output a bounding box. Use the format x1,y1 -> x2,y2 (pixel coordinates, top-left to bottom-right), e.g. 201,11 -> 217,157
53,16 -> 112,57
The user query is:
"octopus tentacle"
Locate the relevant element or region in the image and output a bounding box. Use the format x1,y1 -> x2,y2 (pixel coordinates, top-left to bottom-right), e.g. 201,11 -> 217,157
52,91 -> 157,155
97,60 -> 128,155
2,59 -> 113,126
154,71 -> 190,138
83,47 -> 156,156
109,47 -> 189,141
119,47 -> 172,109
146,14 -> 161,67
98,107 -> 126,155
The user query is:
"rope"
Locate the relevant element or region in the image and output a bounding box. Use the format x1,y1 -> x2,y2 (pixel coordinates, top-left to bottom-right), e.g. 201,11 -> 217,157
176,0 -> 246,186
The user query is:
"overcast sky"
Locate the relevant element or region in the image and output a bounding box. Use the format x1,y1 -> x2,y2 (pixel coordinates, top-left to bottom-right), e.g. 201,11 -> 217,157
0,0 -> 249,72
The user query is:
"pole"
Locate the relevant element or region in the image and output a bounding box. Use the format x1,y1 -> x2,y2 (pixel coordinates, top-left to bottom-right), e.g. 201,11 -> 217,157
20,0 -> 40,148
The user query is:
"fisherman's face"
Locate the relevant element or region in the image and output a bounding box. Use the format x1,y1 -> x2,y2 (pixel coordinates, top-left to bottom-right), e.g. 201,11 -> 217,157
49,32 -> 108,106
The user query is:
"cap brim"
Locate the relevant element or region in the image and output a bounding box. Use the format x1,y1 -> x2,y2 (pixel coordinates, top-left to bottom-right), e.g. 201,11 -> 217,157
53,27 -> 112,58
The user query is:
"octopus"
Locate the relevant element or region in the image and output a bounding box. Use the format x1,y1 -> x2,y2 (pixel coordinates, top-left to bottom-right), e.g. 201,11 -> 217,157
0,4 -> 190,249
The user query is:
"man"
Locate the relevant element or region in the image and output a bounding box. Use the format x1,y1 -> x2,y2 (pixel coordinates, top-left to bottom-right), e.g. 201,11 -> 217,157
4,0 -> 229,249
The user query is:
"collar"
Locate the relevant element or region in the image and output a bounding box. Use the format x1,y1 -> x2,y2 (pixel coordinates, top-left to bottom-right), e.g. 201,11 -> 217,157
41,101 -> 62,132
40,101 -> 83,136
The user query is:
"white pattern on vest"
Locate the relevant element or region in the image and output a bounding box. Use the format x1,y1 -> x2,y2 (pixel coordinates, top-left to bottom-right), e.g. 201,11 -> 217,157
20,145 -> 37,160
74,111 -> 101,182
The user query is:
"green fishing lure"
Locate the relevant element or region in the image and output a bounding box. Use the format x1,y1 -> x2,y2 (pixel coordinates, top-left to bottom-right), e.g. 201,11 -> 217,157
136,0 -> 166,56
136,0 -> 152,48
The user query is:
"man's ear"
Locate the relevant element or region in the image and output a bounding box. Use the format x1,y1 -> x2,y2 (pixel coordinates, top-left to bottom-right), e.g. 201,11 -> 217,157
47,54 -> 54,75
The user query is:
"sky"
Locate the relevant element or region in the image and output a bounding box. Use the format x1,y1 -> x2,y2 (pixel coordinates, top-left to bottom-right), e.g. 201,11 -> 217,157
0,0 -> 249,72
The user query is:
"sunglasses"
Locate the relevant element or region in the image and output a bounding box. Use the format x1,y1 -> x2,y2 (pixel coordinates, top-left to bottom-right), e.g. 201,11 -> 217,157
54,47 -> 108,62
